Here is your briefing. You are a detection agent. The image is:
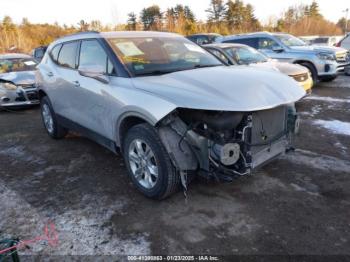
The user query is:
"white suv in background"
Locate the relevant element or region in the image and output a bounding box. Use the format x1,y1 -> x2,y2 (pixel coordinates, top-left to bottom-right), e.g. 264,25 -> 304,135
338,33 -> 350,51
218,32 -> 350,82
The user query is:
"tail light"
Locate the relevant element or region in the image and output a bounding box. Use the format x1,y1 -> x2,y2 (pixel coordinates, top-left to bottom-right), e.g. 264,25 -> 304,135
335,39 -> 343,47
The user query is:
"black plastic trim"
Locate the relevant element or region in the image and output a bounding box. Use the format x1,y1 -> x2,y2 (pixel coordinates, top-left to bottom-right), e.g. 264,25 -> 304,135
56,114 -> 118,154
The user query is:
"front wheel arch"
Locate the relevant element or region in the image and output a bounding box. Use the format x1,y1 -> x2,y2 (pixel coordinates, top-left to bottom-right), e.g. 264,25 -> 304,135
294,60 -> 318,82
38,90 -> 48,100
118,115 -> 152,152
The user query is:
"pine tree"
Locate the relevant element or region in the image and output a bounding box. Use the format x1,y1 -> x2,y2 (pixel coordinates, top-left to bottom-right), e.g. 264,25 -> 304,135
127,12 -> 137,31
206,0 -> 226,24
308,1 -> 322,18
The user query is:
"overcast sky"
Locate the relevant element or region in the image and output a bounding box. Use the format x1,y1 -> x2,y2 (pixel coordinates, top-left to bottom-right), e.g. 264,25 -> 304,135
0,0 -> 348,26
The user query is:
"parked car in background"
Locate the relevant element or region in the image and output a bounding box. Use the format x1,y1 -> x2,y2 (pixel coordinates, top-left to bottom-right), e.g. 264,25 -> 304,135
204,43 -> 313,93
0,53 -> 39,108
311,36 -> 344,47
218,32 -> 350,82
299,36 -> 318,45
187,33 -> 222,45
32,46 -> 48,62
336,33 -> 350,51
36,31 -> 304,199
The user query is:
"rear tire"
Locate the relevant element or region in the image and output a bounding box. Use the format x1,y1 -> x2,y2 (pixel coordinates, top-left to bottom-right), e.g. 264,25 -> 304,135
40,96 -> 68,139
123,123 -> 180,199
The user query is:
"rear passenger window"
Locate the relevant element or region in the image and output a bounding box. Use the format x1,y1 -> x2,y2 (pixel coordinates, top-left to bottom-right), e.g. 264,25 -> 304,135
258,38 -> 279,50
223,38 -> 258,49
57,42 -> 78,69
79,40 -> 115,75
50,44 -> 62,63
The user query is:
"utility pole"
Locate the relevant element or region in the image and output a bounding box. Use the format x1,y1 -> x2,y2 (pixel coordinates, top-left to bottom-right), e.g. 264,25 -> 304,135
346,8 -> 349,33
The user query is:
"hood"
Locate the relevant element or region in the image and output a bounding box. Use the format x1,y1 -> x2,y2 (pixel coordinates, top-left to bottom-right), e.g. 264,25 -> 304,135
247,62 -> 280,73
290,45 -> 347,54
255,61 -> 308,76
131,66 -> 305,112
0,71 -> 36,85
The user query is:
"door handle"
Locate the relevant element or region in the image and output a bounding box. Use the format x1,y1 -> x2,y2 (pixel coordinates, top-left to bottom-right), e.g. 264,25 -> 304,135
73,81 -> 80,87
47,72 -> 54,77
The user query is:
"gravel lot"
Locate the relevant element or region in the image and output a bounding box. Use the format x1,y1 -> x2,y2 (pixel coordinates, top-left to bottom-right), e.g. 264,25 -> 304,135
0,74 -> 350,259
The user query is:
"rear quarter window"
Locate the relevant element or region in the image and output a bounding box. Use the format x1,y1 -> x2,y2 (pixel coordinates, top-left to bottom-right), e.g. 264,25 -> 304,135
50,44 -> 62,63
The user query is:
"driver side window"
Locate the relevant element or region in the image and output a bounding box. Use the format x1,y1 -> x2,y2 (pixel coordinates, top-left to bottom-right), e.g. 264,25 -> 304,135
79,40 -> 115,75
258,37 -> 280,50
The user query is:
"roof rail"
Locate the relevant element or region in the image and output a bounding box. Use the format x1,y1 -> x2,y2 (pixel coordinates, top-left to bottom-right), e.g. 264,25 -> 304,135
63,30 -> 100,38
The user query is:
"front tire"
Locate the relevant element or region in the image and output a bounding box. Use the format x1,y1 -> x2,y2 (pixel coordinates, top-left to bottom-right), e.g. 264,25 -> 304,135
123,123 -> 180,199
40,96 -> 68,139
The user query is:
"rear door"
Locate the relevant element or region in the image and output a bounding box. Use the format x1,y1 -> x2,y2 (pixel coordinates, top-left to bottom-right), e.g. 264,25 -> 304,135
50,41 -> 81,120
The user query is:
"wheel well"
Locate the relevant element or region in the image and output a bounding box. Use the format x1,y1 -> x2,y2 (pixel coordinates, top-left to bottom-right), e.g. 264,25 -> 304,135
294,60 -> 316,71
118,116 -> 148,151
38,90 -> 47,100
294,60 -> 317,79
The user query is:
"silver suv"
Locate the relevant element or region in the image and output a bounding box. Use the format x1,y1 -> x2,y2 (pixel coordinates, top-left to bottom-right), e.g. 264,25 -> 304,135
36,31 -> 304,199
217,32 -> 350,82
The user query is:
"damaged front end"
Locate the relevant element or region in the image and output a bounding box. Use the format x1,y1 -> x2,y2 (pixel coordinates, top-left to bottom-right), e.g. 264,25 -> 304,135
158,104 -> 299,180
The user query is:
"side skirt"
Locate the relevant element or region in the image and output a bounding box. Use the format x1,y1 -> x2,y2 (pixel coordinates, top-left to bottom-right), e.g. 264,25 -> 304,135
56,114 -> 119,154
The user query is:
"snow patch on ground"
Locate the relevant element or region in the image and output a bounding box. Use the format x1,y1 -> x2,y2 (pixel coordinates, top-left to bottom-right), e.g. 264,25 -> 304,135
0,181 -> 151,256
290,183 -> 320,197
334,142 -> 348,156
304,96 -> 350,104
300,104 -> 322,117
313,120 -> 350,136
280,149 -> 350,173
0,145 -> 46,165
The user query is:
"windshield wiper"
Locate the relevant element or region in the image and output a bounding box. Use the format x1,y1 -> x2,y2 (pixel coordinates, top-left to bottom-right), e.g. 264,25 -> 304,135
193,64 -> 222,69
135,64 -> 222,76
135,70 -> 176,76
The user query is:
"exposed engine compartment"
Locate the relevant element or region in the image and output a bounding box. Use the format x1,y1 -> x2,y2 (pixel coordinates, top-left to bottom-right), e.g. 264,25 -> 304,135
158,104 -> 299,180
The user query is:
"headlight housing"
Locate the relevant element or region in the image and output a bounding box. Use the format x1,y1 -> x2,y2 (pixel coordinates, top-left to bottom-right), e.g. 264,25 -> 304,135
0,82 -> 17,90
317,52 -> 335,61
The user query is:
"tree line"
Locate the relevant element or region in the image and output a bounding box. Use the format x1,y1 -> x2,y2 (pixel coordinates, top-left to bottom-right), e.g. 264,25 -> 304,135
0,0 -> 348,53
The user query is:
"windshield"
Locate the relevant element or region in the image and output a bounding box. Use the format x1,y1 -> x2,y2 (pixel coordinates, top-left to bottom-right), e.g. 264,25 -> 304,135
274,34 -> 307,47
0,58 -> 37,73
107,37 -> 222,76
224,46 -> 268,64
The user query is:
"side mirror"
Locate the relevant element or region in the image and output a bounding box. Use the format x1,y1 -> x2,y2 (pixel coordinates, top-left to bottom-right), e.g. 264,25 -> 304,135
78,64 -> 109,84
272,46 -> 284,53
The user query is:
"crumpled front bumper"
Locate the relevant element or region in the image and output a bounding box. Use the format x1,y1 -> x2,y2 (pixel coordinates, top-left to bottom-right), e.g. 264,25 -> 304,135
0,86 -> 39,108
